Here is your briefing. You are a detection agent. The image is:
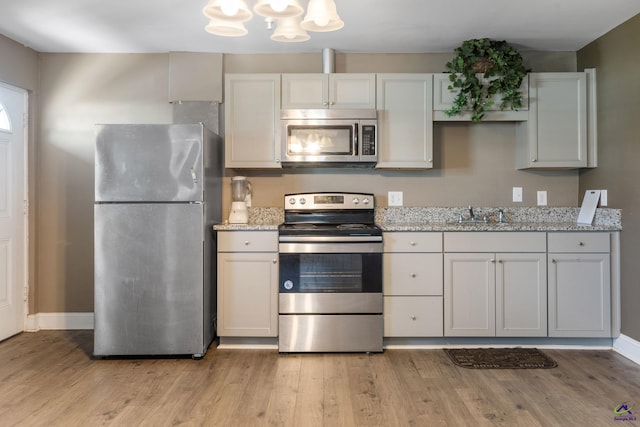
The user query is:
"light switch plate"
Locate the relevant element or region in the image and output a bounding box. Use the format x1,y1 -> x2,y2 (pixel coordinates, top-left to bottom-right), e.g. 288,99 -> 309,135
388,191 -> 403,207
512,187 -> 523,202
600,189 -> 608,206
537,191 -> 548,206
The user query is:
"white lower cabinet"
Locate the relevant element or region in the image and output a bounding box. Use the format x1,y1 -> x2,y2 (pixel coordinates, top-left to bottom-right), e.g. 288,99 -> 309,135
548,233 -> 611,337
216,231 -> 279,337
383,232 -> 443,337
443,232 -> 547,337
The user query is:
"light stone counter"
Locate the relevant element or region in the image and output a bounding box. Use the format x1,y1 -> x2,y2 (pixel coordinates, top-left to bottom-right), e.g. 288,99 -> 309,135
213,206 -> 622,232
213,207 -> 283,231
377,207 -> 621,232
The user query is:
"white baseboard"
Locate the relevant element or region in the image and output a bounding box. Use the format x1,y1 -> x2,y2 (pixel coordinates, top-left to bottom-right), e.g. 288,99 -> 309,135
613,334 -> 640,365
26,312 -> 94,331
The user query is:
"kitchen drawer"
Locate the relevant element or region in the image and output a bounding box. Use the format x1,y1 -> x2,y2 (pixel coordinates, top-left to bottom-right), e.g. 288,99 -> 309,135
384,296 -> 443,337
383,253 -> 443,295
383,232 -> 442,253
548,232 -> 610,253
444,232 -> 545,253
217,231 -> 278,252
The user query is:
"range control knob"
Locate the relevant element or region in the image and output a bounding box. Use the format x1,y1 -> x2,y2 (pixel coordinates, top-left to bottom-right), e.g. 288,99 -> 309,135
299,198 -> 306,205
283,280 -> 294,290
288,197 -> 296,205
352,198 -> 360,205
363,198 -> 370,205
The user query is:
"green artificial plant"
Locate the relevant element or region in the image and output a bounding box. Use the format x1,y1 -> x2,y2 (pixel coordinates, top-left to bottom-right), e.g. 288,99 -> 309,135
444,38 -> 529,122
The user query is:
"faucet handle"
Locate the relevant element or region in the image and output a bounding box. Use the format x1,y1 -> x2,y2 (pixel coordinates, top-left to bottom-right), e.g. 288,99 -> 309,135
497,209 -> 506,223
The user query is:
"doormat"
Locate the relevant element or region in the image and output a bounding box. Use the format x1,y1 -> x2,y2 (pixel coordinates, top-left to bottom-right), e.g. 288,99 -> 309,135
444,348 -> 557,369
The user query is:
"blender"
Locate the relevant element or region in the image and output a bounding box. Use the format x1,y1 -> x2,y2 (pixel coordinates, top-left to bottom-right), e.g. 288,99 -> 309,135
228,176 -> 252,224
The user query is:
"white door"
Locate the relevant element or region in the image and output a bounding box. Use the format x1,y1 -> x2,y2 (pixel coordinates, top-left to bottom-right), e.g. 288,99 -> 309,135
0,82 -> 27,341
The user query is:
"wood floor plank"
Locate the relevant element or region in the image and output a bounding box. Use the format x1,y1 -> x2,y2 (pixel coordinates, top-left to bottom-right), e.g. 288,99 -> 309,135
2,332 -> 640,426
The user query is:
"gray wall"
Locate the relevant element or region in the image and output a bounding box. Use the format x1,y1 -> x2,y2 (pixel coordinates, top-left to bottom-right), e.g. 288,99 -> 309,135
0,38 -> 584,314
578,14 -> 640,341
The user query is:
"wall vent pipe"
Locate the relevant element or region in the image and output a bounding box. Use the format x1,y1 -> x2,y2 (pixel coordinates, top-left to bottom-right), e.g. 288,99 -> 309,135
322,48 -> 335,74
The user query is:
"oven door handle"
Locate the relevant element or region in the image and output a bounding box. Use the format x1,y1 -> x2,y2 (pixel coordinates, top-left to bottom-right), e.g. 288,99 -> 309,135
279,242 -> 383,254
278,235 -> 382,243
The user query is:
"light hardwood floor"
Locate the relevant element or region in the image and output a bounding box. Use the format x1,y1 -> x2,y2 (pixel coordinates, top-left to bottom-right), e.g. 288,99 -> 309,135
1,331 -> 640,426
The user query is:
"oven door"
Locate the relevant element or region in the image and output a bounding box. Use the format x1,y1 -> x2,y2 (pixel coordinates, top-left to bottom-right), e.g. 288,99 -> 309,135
278,241 -> 382,314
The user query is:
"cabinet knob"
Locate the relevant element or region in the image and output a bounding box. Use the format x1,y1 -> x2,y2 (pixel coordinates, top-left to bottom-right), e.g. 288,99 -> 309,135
579,242 -> 585,246
275,159 -> 281,164
531,158 -> 537,162
428,159 -> 433,163
272,259 -> 277,264
411,273 -> 417,278
244,241 -> 250,246
490,259 -> 496,263
498,260 -> 503,263
410,241 -> 416,246
551,259 -> 557,263
410,315 -> 417,321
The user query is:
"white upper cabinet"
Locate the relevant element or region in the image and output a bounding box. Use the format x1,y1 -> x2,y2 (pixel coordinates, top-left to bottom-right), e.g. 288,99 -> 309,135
281,73 -> 376,109
224,74 -> 282,168
375,74 -> 434,169
515,70 -> 596,169
432,73 -> 529,121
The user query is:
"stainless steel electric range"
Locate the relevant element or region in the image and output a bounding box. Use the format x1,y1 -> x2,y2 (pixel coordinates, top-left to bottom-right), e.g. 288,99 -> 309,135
278,192 -> 383,353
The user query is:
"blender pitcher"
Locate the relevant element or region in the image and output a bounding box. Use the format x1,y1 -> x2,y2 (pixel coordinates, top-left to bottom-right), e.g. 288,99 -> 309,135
228,176 -> 252,224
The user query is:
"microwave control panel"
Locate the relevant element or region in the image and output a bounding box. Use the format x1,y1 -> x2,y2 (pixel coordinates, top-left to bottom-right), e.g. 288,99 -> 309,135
361,125 -> 376,155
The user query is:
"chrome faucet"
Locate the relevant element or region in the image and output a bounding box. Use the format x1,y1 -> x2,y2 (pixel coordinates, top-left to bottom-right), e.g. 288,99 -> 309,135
497,209 -> 507,223
468,205 -> 476,221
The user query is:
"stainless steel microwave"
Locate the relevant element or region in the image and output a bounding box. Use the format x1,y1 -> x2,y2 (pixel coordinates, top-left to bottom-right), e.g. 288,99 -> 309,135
281,109 -> 377,167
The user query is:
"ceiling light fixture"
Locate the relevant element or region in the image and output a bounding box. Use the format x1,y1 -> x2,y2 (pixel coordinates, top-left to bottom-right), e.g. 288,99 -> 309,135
203,0 -> 344,43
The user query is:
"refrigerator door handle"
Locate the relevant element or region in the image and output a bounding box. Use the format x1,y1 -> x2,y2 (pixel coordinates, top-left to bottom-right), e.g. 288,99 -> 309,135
191,168 -> 198,183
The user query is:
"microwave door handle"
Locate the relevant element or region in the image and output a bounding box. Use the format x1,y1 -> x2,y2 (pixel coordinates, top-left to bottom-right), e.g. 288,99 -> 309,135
354,123 -> 358,155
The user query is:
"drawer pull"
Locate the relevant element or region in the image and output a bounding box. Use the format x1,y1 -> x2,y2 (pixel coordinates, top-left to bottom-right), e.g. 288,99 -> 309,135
579,242 -> 585,246
244,240 -> 250,246
410,315 -> 417,321
410,241 -> 416,246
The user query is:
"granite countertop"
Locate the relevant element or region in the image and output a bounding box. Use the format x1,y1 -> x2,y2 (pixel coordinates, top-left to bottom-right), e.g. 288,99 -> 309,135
213,206 -> 622,232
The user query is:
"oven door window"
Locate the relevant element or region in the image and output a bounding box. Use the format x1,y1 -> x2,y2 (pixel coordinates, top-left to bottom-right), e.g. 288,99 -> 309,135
279,253 -> 382,293
286,125 -> 354,156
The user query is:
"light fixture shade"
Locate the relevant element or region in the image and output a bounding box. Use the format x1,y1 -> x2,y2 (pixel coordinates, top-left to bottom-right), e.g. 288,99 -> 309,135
301,0 -> 344,32
271,16 -> 310,42
205,18 -> 248,37
254,0 -> 304,19
203,0 -> 253,23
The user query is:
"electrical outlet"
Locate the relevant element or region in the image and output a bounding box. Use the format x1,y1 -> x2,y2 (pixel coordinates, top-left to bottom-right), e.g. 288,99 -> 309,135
512,187 -> 523,202
600,189 -> 608,206
388,191 -> 403,207
537,190 -> 548,206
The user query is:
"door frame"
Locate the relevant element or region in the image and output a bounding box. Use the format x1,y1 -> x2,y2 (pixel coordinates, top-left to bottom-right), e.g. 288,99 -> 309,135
0,80 -> 29,334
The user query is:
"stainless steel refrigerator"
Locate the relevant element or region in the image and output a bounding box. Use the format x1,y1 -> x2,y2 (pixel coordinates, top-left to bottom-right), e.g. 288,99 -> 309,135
94,123 -> 221,357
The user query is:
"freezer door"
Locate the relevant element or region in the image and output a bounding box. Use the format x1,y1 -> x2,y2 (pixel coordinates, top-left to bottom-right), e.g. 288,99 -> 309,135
94,203 -> 206,356
95,124 -> 204,202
